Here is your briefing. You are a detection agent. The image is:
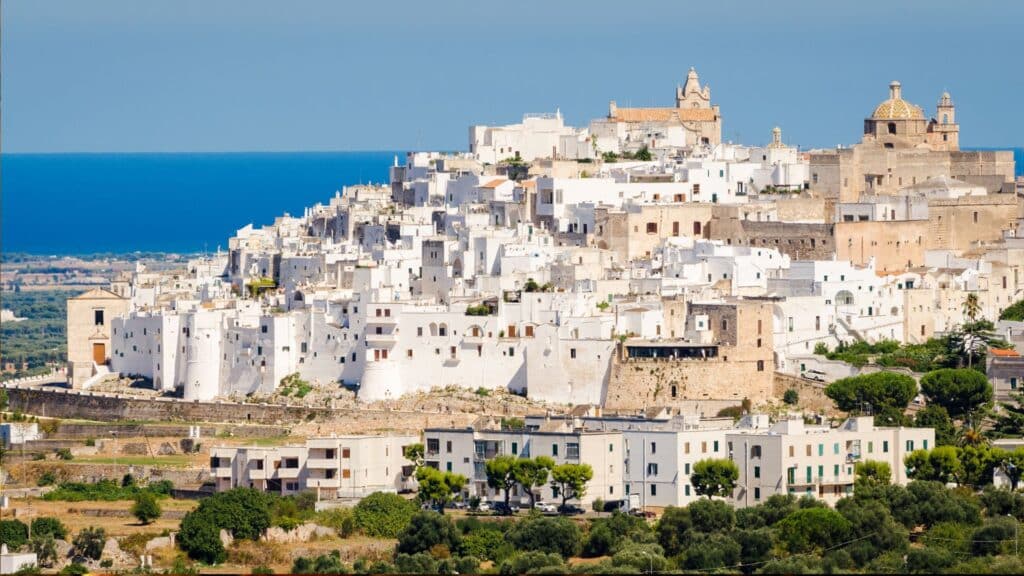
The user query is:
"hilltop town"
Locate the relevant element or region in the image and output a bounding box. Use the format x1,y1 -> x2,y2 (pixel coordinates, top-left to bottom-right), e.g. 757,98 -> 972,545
2,70 -> 1023,574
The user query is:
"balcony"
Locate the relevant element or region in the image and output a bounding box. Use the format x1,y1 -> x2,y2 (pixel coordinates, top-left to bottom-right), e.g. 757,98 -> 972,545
275,467 -> 301,479
247,468 -> 268,480
365,332 -> 398,345
462,334 -> 485,345
306,458 -> 339,469
306,477 -> 340,488
213,467 -> 232,478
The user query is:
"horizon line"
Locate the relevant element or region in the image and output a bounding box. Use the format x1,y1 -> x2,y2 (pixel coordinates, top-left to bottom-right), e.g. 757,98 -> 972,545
2,145 -> 1022,156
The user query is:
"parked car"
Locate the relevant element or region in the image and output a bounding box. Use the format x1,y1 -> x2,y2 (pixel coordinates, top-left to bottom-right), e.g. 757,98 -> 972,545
802,369 -> 827,382
558,503 -> 585,515
492,502 -> 520,515
535,502 -> 558,514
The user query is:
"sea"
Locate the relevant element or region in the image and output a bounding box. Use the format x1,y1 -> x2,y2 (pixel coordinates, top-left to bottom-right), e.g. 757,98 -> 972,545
0,151 -> 401,255
1,148 -> 1021,256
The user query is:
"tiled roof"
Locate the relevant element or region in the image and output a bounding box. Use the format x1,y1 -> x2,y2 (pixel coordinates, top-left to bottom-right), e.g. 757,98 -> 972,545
480,178 -> 507,189
610,107 -> 717,123
989,348 -> 1020,357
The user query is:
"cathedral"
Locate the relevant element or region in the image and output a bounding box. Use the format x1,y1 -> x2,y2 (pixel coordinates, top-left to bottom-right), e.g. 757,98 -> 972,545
810,80 -> 1015,203
590,67 -> 722,152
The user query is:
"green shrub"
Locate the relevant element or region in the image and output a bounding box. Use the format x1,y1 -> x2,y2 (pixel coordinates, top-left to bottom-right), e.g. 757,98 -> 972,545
30,518 -> 67,540
55,448 -> 73,461
72,527 -> 106,560
132,492 -> 162,525
783,388 -> 799,405
0,519 -> 29,550
353,492 -> 418,538
36,471 -> 57,487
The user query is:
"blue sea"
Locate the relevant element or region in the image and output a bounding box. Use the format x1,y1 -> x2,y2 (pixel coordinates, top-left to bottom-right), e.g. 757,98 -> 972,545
1,148 -> 1021,256
0,152 -> 401,255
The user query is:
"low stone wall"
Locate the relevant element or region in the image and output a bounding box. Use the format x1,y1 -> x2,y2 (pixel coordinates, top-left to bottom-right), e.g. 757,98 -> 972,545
51,422 -> 289,439
2,385 -> 477,432
772,372 -> 838,415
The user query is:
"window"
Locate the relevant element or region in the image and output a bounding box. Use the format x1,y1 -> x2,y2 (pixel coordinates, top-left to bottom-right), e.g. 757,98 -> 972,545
713,441 -> 719,452
701,441 -> 707,453
833,443 -> 840,455
685,485 -> 691,496
446,440 -> 452,453
883,441 -> 889,453
685,463 -> 691,474
647,463 -> 659,476
342,448 -> 350,458
570,348 -> 577,359
754,487 -> 761,500
552,444 -> 558,457
684,442 -> 690,454
868,441 -> 874,454
887,122 -> 896,134
566,443 -> 580,459
757,360 -> 764,371
906,440 -> 914,451
754,466 -> 761,478
818,444 -> 824,456
751,445 -> 762,458
417,327 -> 423,337
834,464 -> 840,477
651,484 -> 657,496
427,439 -> 439,455
94,310 -> 105,326
651,442 -> 657,454
646,222 -> 658,234
609,443 -> 614,453
789,446 -> 794,457
446,462 -> 452,472
693,221 -> 702,235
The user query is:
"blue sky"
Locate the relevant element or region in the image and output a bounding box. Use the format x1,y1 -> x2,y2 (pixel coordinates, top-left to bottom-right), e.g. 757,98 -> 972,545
3,0 -> 1022,153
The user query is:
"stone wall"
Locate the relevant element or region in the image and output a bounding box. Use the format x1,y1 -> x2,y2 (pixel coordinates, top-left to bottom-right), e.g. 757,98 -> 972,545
602,354 -> 773,410
772,372 -> 839,416
2,386 -> 482,433
708,218 -> 835,260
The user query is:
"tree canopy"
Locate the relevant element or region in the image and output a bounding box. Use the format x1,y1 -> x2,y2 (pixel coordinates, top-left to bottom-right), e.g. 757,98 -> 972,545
691,458 -> 739,498
920,368 -> 993,420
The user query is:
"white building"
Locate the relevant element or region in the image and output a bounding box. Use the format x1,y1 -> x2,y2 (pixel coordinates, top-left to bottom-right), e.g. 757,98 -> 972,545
210,434 -> 418,499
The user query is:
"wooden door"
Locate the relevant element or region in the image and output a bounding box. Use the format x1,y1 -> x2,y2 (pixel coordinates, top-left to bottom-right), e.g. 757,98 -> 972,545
92,343 -> 106,364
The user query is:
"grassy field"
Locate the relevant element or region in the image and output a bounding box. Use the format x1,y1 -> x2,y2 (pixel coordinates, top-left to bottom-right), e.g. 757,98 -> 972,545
14,498 -> 198,539
69,454 -> 197,467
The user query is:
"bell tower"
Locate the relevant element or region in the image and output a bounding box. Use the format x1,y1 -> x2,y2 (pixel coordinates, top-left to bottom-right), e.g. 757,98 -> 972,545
928,92 -> 959,151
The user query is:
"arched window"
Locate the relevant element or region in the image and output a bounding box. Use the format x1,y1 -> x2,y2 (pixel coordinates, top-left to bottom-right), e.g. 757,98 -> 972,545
942,114 -> 949,125
887,122 -> 897,135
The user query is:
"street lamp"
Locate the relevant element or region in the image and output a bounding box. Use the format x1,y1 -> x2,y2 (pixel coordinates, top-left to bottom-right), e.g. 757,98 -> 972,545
640,550 -> 653,575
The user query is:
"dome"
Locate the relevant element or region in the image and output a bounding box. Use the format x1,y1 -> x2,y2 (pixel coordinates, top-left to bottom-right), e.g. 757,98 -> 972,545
871,81 -> 924,120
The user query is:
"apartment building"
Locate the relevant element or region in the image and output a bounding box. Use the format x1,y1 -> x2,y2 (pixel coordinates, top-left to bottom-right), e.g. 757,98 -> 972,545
210,434 -> 418,499
423,422 -> 623,508
726,416 -> 933,507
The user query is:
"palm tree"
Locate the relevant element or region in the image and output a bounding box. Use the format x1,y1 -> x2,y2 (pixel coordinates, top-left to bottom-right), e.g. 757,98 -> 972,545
962,293 -> 981,323
958,425 -> 989,448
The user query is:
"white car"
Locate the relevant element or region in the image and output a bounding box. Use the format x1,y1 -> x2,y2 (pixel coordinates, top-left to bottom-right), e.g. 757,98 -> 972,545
536,502 -> 558,513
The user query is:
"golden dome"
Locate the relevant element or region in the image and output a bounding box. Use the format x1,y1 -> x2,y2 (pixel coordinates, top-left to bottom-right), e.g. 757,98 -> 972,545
871,81 -> 924,120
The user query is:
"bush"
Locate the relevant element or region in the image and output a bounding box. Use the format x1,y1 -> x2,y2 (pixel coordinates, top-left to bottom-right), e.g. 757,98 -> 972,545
498,551 -> 565,575
354,492 -> 418,538
29,518 -> 67,540
132,491 -> 162,525
55,448 -> 73,461
462,528 -> 510,563
505,514 -> 581,558
59,563 -> 88,576
178,488 -> 273,563
396,512 -> 461,556
36,471 -> 57,487
783,388 -> 799,405
0,519 -> 29,550
72,527 -> 106,560
814,342 -> 829,355
42,479 -> 172,502
313,508 -> 356,537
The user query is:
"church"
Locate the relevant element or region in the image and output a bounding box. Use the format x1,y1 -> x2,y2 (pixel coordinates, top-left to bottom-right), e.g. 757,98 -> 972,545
590,67 -> 722,154
810,80 -> 1015,203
